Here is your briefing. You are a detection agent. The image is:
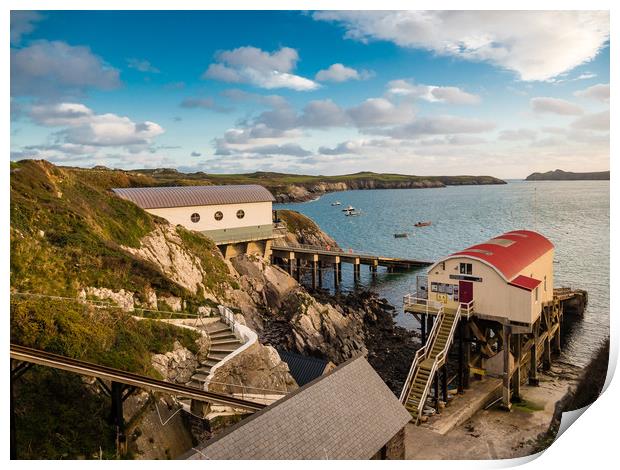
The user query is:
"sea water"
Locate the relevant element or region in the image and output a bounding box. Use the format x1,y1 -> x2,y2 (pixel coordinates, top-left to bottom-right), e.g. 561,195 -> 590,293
276,180 -> 609,367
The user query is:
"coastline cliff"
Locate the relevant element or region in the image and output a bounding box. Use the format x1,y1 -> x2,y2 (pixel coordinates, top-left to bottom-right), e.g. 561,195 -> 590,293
526,169 -> 610,181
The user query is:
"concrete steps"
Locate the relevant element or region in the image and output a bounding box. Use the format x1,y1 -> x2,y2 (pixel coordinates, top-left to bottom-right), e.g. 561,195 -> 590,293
186,320 -> 243,391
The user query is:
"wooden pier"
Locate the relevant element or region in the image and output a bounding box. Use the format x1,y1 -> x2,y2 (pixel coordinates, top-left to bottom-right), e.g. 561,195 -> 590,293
271,241 -> 432,289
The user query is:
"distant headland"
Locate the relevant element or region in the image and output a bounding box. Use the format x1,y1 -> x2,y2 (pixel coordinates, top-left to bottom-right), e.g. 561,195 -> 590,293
526,169 -> 610,181
121,169 -> 507,203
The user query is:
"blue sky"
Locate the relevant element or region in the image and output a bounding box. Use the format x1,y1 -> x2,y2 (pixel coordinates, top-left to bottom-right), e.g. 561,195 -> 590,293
10,10 -> 610,177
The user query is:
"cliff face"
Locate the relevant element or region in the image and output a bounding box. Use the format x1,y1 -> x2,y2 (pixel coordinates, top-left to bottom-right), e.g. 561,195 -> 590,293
526,169 -> 610,181
277,209 -> 340,248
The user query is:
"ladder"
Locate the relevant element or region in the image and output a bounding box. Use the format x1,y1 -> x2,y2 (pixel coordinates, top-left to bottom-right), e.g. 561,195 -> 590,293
400,302 -> 465,423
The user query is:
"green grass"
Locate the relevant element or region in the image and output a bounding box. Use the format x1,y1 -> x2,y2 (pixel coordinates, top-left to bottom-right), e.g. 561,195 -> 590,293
277,209 -> 322,234
11,297 -> 201,376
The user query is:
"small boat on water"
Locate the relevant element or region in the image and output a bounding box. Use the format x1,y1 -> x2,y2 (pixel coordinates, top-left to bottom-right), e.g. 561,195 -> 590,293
414,221 -> 432,227
331,201 -> 341,206
342,205 -> 355,212
394,233 -> 408,238
345,209 -> 361,217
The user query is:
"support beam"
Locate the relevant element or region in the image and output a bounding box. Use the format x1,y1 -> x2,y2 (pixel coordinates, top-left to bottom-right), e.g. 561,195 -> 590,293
463,321 -> 471,389
353,260 -> 361,285
421,313 -> 427,346
529,323 -> 540,386
110,381 -> 127,456
458,320 -> 464,394
513,334 -> 521,402
434,372 -> 440,413
311,260 -> 318,290
554,322 -> 561,353
295,258 -> 301,282
333,261 -> 340,290
543,333 -> 551,371
441,366 -> 448,403
501,324 -> 512,410
317,260 -> 323,289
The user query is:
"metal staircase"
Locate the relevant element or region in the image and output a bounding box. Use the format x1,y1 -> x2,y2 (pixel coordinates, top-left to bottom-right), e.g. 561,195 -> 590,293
400,301 -> 472,423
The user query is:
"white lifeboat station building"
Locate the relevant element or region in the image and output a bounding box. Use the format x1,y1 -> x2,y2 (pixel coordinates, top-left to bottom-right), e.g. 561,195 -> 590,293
402,230 -> 560,417
113,184 -> 281,258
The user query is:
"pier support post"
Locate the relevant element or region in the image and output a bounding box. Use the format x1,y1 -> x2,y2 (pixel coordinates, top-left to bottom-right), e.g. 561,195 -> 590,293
311,259 -> 318,290
318,260 -> 323,289
434,372 -> 440,413
333,259 -> 340,290
110,381 -> 127,455
295,258 -> 301,282
543,335 -> 551,371
501,324 -> 512,410
287,254 -> 294,276
513,334 -> 522,402
442,366 -> 448,403
529,324 -> 540,386
421,313 -> 427,345
463,321 -> 471,390
554,323 -> 561,354
353,259 -> 361,285
371,262 -> 378,279
458,319 -> 464,394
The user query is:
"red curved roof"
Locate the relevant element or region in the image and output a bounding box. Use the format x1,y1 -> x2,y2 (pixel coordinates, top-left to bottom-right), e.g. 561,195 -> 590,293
445,230 -> 554,281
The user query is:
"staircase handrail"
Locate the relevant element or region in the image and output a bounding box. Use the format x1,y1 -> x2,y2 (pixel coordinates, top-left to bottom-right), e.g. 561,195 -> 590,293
461,299 -> 475,319
399,305 -> 444,402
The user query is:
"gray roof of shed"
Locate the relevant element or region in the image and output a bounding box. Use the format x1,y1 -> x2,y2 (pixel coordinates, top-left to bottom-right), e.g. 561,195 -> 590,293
185,356 -> 411,460
111,184 -> 275,209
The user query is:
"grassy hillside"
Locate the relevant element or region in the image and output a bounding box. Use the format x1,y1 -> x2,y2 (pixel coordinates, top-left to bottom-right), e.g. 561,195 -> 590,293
10,160 -> 233,459
10,160 -> 231,304
124,168 -> 506,194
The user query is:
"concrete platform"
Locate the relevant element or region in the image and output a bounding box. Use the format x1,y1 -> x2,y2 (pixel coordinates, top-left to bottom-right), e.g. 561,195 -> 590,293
422,377 -> 502,435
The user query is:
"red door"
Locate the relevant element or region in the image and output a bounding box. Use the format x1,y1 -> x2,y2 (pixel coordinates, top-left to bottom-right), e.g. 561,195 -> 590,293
459,281 -> 473,304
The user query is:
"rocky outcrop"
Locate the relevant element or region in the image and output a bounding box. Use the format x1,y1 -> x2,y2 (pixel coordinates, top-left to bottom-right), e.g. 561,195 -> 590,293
79,287 -> 135,311
151,336 -> 210,384
277,210 -> 340,248
208,342 -> 298,395
121,225 -> 207,295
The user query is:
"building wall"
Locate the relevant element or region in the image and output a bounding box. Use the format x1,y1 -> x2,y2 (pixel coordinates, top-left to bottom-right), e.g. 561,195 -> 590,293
427,248 -> 554,324
145,201 -> 272,232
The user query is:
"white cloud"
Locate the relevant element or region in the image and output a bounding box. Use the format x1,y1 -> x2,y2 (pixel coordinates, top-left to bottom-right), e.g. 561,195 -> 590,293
11,11 -> 43,44
574,83 -> 610,103
373,115 -> 495,139
315,63 -> 371,82
387,80 -> 480,105
571,110 -> 609,131
348,98 -> 415,127
11,40 -> 121,98
299,100 -> 351,128
314,11 -> 609,81
28,102 -> 164,147
29,102 -> 94,126
202,46 -> 319,91
180,97 -> 232,113
127,58 -> 160,73
530,97 -> 583,115
499,128 -> 538,141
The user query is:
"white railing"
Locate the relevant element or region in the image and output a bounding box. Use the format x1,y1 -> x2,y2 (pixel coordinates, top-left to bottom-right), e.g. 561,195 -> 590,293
403,295 -> 442,315
399,305 -> 444,403
460,300 -> 475,319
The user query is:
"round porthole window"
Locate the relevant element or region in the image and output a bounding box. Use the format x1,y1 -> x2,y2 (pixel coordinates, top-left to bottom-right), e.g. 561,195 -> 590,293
236,209 -> 245,219
214,211 -> 223,221
190,213 -> 200,223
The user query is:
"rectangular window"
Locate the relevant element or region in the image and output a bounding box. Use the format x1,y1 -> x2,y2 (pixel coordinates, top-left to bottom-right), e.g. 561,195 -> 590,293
459,263 -> 472,275
535,287 -> 539,302
544,276 -> 547,291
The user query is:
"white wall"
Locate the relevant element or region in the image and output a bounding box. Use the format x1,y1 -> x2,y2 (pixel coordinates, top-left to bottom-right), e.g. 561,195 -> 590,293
427,249 -> 554,325
146,201 -> 272,232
